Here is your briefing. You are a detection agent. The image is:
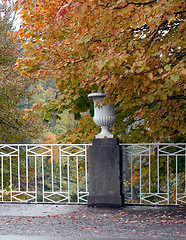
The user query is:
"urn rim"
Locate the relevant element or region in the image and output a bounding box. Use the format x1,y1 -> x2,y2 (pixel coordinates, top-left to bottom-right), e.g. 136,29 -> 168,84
88,92 -> 107,99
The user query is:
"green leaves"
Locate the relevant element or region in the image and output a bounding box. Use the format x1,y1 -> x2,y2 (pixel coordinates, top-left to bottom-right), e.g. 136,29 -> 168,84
164,65 -> 171,71
171,73 -> 180,82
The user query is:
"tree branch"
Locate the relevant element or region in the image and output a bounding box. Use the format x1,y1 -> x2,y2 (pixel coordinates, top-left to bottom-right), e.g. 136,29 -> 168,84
50,59 -> 84,71
144,20 -> 168,50
113,0 -> 157,9
174,10 -> 186,16
113,3 -> 129,9
5,69 -> 14,80
93,34 -> 115,42
167,95 -> 186,100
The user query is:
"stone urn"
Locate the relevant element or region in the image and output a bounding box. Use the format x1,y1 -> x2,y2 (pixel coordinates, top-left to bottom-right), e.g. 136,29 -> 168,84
88,93 -> 116,138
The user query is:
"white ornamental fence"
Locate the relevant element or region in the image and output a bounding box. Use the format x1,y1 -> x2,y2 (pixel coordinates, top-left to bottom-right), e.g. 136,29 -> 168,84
122,143 -> 186,205
0,144 -> 89,203
0,143 -> 185,205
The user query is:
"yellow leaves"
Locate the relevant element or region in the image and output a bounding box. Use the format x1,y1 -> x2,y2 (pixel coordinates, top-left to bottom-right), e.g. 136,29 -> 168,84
140,85 -> 148,92
143,79 -> 150,87
75,128 -> 81,133
164,65 -> 171,71
18,27 -> 24,36
23,107 -> 35,120
68,89 -> 75,95
131,58 -> 147,74
158,68 -> 163,74
42,131 -> 58,145
148,73 -> 153,80
23,51 -> 30,56
37,1 -> 44,8
11,0 -> 185,143
22,115 -> 29,120
34,25 -> 41,32
148,95 -> 155,103
167,15 -> 176,24
160,93 -> 167,101
24,108 -> 33,113
150,83 -> 157,90
162,71 -> 171,79
35,38 -> 41,44
71,138 -> 78,144
180,68 -> 186,76
171,73 -> 180,82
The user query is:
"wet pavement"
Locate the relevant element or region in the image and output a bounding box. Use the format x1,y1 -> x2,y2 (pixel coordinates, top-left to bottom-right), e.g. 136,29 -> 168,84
0,203 -> 185,239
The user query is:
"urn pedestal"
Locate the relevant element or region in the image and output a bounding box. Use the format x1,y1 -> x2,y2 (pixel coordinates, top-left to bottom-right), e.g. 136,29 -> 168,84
88,93 -> 124,208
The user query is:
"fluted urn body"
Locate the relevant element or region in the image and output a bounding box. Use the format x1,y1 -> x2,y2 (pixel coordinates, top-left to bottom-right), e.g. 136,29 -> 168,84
88,93 -> 116,138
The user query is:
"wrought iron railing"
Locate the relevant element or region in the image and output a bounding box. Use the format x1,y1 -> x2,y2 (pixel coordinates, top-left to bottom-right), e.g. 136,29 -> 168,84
0,144 -> 89,203
121,143 -> 186,205
0,143 -> 185,205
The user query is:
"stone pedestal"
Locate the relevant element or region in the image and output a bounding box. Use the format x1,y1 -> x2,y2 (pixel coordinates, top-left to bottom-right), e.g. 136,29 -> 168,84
88,138 -> 124,208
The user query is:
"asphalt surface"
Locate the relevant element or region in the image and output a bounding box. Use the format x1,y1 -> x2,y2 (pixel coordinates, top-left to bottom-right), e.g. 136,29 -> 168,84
0,203 -> 185,239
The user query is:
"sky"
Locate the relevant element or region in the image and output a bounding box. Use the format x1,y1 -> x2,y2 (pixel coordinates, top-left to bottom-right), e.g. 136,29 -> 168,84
0,0 -> 20,30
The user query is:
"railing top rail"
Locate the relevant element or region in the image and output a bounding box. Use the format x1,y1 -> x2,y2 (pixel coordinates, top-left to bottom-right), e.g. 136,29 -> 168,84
0,143 -> 92,146
120,143 -> 185,145
0,143 -> 185,146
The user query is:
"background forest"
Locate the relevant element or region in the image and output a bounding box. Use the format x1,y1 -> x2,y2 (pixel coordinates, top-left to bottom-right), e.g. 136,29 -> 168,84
0,0 -> 76,144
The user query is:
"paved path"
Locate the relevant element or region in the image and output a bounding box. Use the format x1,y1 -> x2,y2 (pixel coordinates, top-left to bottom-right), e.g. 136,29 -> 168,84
0,204 -> 185,239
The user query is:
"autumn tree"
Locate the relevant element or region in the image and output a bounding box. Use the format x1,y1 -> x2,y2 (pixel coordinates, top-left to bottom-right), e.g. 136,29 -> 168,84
14,0 -> 185,143
0,1 -> 41,143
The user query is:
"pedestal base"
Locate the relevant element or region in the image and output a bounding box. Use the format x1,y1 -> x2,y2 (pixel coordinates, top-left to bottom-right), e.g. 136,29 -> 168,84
88,138 -> 124,208
88,195 -> 123,208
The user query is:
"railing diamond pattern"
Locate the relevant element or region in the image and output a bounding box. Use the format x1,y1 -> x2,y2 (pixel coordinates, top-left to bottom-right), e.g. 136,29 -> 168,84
60,145 -> 86,156
27,145 -> 52,156
12,191 -> 36,202
141,193 -> 168,205
44,192 -> 69,203
0,145 -> 18,156
159,144 -> 185,155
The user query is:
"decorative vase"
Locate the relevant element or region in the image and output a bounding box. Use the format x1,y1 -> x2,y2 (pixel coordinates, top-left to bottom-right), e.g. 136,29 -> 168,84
88,93 -> 116,138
